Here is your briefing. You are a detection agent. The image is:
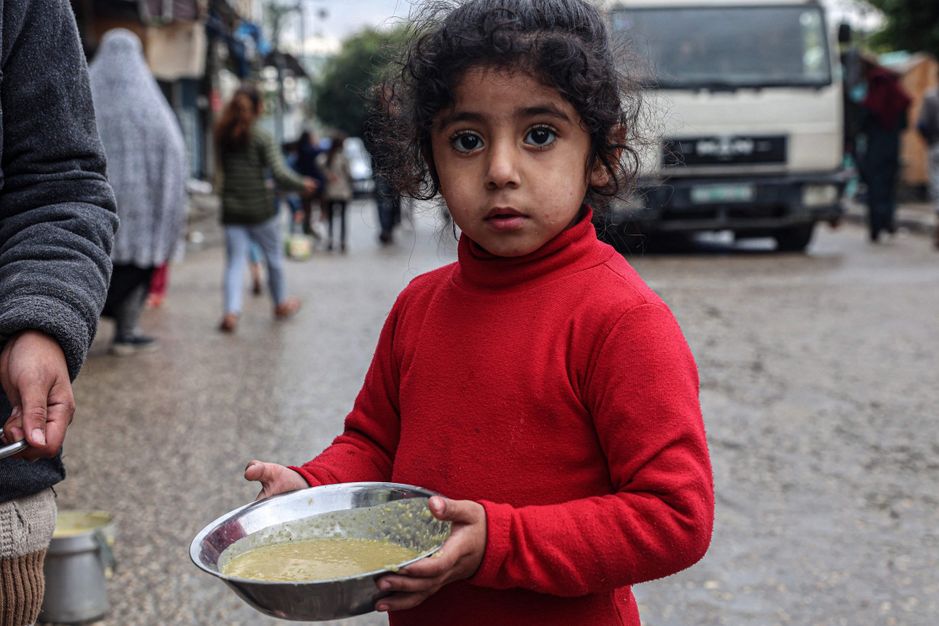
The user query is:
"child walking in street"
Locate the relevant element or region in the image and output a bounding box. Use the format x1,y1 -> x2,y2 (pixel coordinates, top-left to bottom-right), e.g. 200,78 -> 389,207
244,1 -> 713,624
318,133 -> 354,252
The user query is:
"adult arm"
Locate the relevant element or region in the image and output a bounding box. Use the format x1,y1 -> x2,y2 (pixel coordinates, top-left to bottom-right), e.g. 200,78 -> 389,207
470,303 -> 714,595
0,0 -> 118,453
256,130 -> 309,193
291,304 -> 402,485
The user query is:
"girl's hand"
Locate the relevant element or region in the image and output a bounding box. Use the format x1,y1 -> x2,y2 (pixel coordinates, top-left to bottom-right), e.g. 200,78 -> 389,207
374,496 -> 487,613
0,330 -> 74,460
243,460 -> 308,500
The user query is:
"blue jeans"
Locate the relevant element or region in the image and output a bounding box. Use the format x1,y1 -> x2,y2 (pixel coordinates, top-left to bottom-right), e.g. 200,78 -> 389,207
223,215 -> 286,315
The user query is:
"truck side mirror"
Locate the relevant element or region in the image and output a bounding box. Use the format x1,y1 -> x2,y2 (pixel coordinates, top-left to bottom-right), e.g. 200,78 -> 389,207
838,23 -> 852,45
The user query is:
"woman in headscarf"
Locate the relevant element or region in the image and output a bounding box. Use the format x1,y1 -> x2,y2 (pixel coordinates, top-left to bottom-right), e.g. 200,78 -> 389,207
858,57 -> 911,242
214,85 -> 316,333
89,28 -> 188,354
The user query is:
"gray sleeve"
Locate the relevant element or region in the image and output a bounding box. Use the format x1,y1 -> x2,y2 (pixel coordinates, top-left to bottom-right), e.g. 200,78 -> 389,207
0,0 -> 119,379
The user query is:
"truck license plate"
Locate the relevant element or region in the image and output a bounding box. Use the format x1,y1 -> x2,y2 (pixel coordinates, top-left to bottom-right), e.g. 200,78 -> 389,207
690,184 -> 755,204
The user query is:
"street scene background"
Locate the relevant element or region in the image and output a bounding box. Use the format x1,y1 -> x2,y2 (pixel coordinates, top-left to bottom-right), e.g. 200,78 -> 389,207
15,0 -> 939,624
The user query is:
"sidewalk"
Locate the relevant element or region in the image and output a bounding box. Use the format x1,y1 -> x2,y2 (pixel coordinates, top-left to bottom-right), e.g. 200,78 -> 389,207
842,197 -> 936,236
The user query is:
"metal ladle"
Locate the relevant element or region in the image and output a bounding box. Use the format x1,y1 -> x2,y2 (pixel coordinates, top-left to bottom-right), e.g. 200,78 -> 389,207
0,438 -> 28,460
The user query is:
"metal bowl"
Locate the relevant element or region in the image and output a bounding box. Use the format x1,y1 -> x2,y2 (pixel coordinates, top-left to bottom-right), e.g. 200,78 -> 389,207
189,482 -> 450,621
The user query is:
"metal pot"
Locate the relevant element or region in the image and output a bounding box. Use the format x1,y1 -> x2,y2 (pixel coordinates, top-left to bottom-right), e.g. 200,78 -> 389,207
40,511 -> 116,624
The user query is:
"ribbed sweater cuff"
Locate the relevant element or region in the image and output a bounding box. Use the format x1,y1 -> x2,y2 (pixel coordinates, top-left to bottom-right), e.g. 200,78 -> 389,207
469,500 -> 513,589
0,549 -> 46,626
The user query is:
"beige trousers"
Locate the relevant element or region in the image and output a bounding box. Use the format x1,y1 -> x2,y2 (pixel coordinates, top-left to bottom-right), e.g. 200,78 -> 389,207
0,489 -> 56,626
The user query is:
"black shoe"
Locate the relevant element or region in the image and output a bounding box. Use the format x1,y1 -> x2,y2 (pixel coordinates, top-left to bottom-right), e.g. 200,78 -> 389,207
109,335 -> 158,356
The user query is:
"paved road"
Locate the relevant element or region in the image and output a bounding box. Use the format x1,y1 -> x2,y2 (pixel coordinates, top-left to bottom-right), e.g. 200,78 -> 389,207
43,202 -> 938,625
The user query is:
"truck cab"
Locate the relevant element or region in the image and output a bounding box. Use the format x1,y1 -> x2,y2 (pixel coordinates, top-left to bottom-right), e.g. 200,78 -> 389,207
606,0 -> 846,251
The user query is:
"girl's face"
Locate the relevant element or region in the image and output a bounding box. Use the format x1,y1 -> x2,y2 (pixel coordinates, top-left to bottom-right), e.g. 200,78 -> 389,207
430,68 -> 606,257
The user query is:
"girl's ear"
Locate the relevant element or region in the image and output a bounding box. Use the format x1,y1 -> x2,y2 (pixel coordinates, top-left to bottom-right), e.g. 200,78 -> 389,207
588,158 -> 611,187
588,125 -> 627,188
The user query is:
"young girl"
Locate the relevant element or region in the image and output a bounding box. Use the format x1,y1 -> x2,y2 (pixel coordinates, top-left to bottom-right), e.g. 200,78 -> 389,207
244,1 -> 713,624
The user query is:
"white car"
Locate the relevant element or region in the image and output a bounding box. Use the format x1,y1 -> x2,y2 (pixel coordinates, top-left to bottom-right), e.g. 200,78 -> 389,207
343,137 -> 375,197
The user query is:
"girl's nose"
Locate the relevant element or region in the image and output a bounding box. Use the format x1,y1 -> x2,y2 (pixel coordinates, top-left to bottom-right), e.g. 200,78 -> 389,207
485,141 -> 520,189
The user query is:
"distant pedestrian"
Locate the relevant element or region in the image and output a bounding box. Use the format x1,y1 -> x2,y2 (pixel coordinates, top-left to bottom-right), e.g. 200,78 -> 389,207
243,1 -> 712,624
214,85 -> 318,333
371,85 -> 403,245
916,80 -> 939,249
375,174 -> 400,245
90,29 -> 188,355
318,134 -> 354,252
857,57 -> 911,242
294,130 -> 327,235
1,1 -> 117,623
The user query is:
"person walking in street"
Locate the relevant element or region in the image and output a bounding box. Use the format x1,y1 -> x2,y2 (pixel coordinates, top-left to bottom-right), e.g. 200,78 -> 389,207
375,174 -> 401,245
916,77 -> 939,250
89,28 -> 188,355
318,134 -> 354,252
857,57 -> 911,242
215,85 -> 317,333
243,1 -> 713,624
293,130 -> 327,236
0,0 -> 117,622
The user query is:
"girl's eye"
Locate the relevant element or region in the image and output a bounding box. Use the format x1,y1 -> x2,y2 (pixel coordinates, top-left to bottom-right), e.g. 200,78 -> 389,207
524,126 -> 557,148
451,132 -> 484,153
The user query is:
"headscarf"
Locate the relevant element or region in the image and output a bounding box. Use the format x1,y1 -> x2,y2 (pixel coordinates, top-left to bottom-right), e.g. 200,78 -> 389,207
89,29 -> 187,267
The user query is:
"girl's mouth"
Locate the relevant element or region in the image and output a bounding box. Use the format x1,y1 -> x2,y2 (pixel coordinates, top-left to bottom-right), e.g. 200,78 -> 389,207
484,207 -> 527,230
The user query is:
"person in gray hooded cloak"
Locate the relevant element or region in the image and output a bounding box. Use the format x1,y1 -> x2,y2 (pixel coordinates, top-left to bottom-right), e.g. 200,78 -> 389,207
89,29 -> 188,355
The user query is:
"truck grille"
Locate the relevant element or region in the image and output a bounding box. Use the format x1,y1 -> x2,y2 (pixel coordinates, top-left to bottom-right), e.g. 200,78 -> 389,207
663,135 -> 787,167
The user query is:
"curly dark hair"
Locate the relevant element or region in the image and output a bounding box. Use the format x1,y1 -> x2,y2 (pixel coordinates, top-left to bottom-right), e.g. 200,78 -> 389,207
365,0 -> 643,208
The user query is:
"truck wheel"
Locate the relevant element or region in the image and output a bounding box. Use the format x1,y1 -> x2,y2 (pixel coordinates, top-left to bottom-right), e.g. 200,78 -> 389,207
774,224 -> 815,252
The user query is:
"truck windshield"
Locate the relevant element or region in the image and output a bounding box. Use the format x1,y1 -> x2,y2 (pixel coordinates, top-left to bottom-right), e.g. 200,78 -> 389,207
611,5 -> 832,90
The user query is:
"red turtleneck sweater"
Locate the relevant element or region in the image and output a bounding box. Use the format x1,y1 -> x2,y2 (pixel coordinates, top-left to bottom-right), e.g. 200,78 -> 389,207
293,214 -> 713,625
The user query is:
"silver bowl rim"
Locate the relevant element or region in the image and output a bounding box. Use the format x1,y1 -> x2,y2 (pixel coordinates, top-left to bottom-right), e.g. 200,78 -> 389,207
189,481 -> 445,586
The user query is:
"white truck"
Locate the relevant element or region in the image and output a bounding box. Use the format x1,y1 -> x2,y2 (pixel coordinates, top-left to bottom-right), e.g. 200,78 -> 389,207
606,0 -> 846,251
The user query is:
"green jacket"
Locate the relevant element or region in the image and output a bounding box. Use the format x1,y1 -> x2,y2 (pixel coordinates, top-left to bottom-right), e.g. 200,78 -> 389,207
219,126 -> 307,225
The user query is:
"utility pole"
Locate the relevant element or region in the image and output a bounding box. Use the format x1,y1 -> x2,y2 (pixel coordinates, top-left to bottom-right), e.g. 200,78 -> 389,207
266,0 -> 294,144
266,0 -> 328,142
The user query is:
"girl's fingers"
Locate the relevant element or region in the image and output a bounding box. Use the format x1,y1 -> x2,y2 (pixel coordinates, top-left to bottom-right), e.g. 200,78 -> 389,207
243,460 -> 264,481
244,462 -> 308,499
376,590 -> 434,613
377,573 -> 438,593
398,550 -> 454,577
429,496 -> 483,525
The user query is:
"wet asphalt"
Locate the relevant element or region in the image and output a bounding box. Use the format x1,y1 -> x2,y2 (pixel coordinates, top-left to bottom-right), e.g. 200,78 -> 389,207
41,200 -> 938,625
